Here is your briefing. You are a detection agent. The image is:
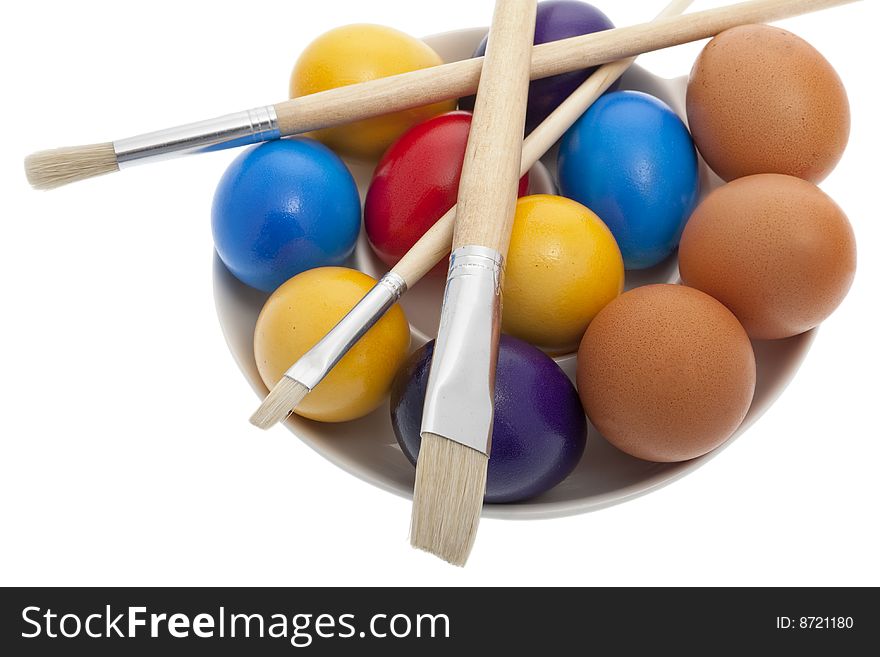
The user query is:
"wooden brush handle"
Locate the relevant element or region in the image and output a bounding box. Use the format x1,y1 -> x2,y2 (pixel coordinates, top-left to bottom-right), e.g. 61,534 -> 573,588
273,0 -> 856,136
451,0 -> 536,253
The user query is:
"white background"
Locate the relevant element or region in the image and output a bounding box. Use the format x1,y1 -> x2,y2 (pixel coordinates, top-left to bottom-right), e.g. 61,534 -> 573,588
2,0 -> 877,586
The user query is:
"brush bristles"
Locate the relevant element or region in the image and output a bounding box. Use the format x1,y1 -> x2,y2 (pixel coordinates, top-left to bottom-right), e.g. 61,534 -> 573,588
25,143 -> 119,190
249,377 -> 309,430
410,433 -> 488,566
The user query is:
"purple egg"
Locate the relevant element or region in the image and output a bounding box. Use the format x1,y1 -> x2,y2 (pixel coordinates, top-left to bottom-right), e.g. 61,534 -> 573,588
459,0 -> 616,133
390,335 -> 587,503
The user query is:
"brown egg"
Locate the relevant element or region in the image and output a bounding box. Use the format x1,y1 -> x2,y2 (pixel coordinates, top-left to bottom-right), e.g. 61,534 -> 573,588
679,174 -> 856,340
577,284 -> 755,463
687,24 -> 849,183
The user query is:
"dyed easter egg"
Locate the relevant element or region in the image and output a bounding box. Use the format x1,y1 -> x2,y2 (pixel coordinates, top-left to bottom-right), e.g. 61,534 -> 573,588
578,285 -> 756,463
460,1 -> 615,133
558,90 -> 699,269
212,139 -> 360,293
687,25 -> 849,183
679,174 -> 856,340
391,336 -> 586,503
254,267 -> 410,423
290,24 -> 456,160
364,111 -> 528,271
503,195 -> 623,354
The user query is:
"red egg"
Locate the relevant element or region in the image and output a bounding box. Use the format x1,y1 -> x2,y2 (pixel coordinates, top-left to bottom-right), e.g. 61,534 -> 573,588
364,111 -> 529,271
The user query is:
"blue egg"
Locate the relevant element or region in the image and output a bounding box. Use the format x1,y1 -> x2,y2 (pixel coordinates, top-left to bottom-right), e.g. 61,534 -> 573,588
558,91 -> 699,269
212,138 -> 361,292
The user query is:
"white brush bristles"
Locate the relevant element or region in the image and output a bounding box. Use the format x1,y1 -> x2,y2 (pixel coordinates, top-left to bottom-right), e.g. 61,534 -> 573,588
410,433 -> 488,566
249,377 -> 309,430
25,143 -> 119,190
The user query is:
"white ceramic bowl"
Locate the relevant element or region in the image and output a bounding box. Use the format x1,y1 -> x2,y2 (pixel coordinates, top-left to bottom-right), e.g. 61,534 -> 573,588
214,28 -> 816,519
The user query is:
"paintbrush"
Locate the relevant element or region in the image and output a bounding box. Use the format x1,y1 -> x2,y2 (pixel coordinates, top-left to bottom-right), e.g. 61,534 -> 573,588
249,0 -> 694,430
407,0 -> 537,566
25,0 -> 857,190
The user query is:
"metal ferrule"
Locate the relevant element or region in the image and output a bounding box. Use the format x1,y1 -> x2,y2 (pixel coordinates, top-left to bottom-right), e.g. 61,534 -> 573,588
420,245 -> 503,456
113,106 -> 280,167
284,271 -> 407,390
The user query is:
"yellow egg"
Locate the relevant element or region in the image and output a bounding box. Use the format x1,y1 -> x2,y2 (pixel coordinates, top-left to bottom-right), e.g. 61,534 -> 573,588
503,195 -> 624,354
290,24 -> 457,160
254,267 -> 411,422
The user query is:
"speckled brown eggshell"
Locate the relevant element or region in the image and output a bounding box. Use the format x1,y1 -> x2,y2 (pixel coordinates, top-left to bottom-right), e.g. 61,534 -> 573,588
679,173 -> 856,340
686,24 -> 849,183
577,284 -> 756,463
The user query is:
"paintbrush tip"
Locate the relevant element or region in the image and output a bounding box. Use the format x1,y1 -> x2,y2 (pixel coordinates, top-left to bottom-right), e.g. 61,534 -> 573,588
410,433 -> 488,566
25,143 -> 118,190
249,376 -> 309,430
